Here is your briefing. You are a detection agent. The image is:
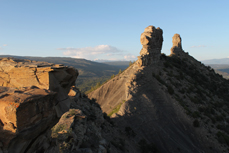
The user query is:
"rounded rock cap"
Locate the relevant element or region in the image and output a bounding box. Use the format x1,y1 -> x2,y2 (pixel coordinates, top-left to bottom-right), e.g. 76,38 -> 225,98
144,26 -> 156,33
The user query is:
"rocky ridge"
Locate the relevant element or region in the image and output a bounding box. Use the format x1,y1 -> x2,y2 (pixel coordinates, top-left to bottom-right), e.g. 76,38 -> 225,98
88,26 -> 229,152
0,58 -> 138,153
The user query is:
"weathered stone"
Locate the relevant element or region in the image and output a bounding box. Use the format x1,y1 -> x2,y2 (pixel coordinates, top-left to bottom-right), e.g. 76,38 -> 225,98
170,33 -> 184,56
137,25 -> 163,67
0,57 -> 78,94
0,57 -> 79,116
0,86 -> 57,152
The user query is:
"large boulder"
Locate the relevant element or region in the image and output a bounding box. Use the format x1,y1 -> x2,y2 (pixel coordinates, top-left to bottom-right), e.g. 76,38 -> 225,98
0,58 -> 79,152
137,25 -> 163,66
0,57 -> 79,116
0,86 -> 57,152
0,57 -> 78,93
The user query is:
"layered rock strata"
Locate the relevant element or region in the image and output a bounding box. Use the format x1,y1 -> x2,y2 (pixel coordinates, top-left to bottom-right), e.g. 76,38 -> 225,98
0,57 -> 79,116
0,58 -> 79,152
137,25 -> 163,66
0,86 -> 57,153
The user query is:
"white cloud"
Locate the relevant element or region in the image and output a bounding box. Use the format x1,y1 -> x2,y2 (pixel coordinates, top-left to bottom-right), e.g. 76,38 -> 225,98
58,45 -> 138,61
3,44 -> 7,47
59,45 -> 121,56
124,54 -> 136,60
0,47 -> 2,50
58,45 -> 123,60
190,45 -> 206,48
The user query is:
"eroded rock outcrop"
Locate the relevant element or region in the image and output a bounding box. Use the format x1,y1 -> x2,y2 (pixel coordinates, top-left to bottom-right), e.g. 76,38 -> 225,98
0,58 -> 138,153
0,57 -> 79,116
137,25 -> 163,66
0,58 -> 79,153
170,33 -> 185,56
0,86 -> 57,153
88,26 -> 224,152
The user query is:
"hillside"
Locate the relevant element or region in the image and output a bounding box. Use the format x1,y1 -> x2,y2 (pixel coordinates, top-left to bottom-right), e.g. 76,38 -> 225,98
0,55 -> 126,92
0,57 -> 140,153
202,58 -> 229,64
208,64 -> 229,79
102,61 -> 131,70
88,26 -> 229,153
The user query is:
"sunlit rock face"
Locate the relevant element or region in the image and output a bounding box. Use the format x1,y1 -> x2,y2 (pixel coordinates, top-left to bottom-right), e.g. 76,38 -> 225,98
137,25 -> 163,66
170,33 -> 184,55
0,58 -> 79,153
0,57 -> 79,116
0,86 -> 57,153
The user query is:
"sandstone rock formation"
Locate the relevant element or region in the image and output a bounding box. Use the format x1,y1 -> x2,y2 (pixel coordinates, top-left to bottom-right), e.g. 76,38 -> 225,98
88,26 -> 226,152
0,58 -> 79,152
0,58 -> 138,153
0,57 -> 79,116
0,86 -> 57,153
137,25 -> 163,66
170,33 -> 185,56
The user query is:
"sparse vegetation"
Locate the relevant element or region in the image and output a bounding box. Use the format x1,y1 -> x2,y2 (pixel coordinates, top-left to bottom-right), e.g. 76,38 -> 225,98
167,85 -> 174,95
51,124 -> 68,138
156,54 -> 229,151
217,131 -> 229,146
108,100 -> 126,117
85,61 -> 136,94
193,119 -> 200,127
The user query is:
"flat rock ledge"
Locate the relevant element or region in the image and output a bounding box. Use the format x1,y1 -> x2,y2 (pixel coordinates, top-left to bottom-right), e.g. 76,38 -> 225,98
0,58 -> 79,152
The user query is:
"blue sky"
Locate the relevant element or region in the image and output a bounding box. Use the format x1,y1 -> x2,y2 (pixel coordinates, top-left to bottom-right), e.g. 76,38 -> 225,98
0,0 -> 228,61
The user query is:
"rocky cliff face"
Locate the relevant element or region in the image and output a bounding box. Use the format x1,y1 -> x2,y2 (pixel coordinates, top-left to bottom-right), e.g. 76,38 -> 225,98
0,58 -> 77,152
88,25 -> 229,152
0,86 -> 58,153
0,58 -> 138,153
0,57 -> 78,117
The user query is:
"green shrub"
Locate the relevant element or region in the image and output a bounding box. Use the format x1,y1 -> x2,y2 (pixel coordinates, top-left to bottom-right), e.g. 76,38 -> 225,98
192,111 -> 200,118
216,131 -> 229,146
193,119 -> 200,127
167,85 -> 174,95
111,74 -> 115,79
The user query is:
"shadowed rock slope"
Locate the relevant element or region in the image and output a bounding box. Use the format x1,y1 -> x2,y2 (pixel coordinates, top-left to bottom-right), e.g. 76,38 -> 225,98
0,58 -> 139,153
88,26 -> 229,153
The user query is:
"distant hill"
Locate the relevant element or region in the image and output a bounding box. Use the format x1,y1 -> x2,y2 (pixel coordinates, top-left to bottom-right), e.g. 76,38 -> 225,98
206,64 -> 229,79
102,61 -> 130,69
202,58 -> 229,64
0,55 -> 126,92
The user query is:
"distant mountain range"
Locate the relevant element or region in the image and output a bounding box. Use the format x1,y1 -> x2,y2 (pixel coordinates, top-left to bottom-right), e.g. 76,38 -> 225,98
0,55 -> 129,92
202,58 -> 229,64
200,58 -> 229,79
